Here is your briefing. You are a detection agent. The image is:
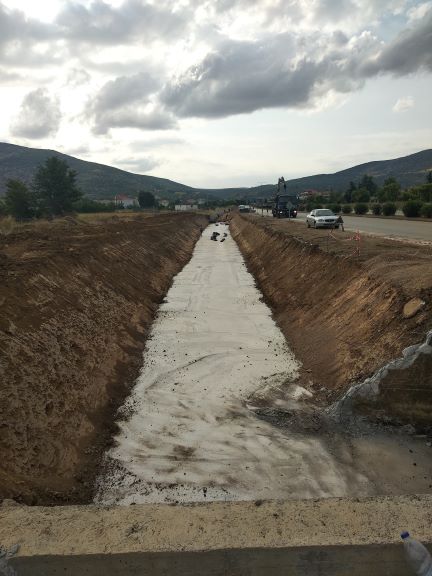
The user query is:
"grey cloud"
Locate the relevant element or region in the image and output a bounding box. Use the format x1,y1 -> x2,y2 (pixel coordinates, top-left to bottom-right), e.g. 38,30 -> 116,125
200,0 -> 411,29
313,0 -> 358,23
0,68 -> 22,83
92,108 -> 176,134
161,33 -> 360,118
60,144 -> 90,156
161,11 -> 432,120
0,3 -> 58,67
91,73 -> 159,111
86,72 -> 175,133
0,3 -> 53,45
66,68 -> 91,86
128,136 -> 186,149
115,156 -> 160,173
10,88 -> 62,139
56,0 -> 189,45
361,9 -> 432,75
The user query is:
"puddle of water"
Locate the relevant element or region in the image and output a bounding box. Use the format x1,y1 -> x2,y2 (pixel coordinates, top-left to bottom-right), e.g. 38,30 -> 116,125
95,225 -> 432,505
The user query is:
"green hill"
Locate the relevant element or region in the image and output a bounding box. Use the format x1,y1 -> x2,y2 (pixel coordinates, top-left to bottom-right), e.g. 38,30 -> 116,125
0,142 -> 195,200
0,142 -> 431,201
281,149 -> 432,195
203,149 -> 432,199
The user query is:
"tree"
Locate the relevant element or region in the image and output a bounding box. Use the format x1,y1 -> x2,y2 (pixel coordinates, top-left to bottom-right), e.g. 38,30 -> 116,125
73,198 -> 116,213
138,191 -> 156,208
4,179 -> 35,220
33,156 -> 82,216
411,184 -> 432,203
354,202 -> 368,215
427,171 -> 432,184
420,203 -> 432,218
380,177 -> 401,202
382,202 -> 397,216
352,187 -> 370,203
402,200 -> 422,218
359,174 -> 377,196
344,181 -> 356,203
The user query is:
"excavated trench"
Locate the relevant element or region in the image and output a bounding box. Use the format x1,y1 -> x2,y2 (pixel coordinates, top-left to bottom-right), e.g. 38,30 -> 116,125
95,222 -> 432,505
0,212 -> 431,507
0,213 -> 207,504
229,214 -> 432,429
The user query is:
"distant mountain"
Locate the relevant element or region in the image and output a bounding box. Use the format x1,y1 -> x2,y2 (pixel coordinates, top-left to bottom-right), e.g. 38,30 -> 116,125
204,149 -> 432,199
0,142 -> 430,201
0,142 -> 196,200
280,149 -> 432,195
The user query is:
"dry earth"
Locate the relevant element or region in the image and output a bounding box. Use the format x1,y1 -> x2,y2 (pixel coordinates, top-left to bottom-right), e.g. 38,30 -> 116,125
0,213 -> 206,504
1,211 -> 431,506
230,214 -> 432,426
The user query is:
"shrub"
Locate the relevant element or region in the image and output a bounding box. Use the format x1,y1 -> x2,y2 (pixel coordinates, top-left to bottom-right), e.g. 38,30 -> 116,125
382,202 -> 397,216
73,198 -> 116,213
371,204 -> 382,215
402,200 -> 423,218
354,203 -> 368,215
0,215 -> 19,236
138,191 -> 156,208
4,179 -> 36,220
342,204 -> 352,214
328,203 -> 341,213
420,203 -> 432,218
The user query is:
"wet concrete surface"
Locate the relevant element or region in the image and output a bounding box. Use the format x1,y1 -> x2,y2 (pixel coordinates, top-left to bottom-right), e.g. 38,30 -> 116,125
95,224 -> 432,505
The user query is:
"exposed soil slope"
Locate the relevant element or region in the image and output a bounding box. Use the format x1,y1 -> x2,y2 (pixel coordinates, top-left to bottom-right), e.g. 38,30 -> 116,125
0,213 -> 206,504
230,214 -> 432,426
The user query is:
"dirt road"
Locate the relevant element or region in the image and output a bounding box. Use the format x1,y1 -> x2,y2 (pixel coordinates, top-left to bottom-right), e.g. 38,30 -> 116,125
96,224 -> 432,505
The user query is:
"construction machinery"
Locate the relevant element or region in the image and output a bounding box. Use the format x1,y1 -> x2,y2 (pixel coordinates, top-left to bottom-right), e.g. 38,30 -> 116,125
272,177 -> 299,218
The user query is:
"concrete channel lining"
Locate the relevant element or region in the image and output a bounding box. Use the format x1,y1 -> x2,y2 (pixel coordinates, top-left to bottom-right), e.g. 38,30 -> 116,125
1,495 -> 431,575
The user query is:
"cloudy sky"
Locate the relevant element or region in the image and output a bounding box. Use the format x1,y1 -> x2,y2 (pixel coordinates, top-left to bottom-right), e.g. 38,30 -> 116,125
0,0 -> 431,187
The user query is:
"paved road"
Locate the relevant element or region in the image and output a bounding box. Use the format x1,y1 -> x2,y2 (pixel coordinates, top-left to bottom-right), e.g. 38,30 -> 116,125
260,210 -> 432,242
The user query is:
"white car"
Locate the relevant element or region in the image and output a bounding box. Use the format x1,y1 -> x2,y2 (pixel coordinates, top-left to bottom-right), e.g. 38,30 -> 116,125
306,209 -> 339,228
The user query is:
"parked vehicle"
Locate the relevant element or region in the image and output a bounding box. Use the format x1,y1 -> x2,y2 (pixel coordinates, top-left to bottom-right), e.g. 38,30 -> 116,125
238,204 -> 251,213
306,209 -> 339,228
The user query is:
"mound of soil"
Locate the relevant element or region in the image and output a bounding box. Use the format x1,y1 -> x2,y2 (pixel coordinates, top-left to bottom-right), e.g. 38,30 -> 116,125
0,213 -> 206,504
230,214 -> 432,425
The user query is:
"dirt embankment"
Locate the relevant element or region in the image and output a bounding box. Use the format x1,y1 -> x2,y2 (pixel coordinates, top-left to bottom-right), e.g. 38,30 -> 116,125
0,213 -> 207,504
230,214 -> 432,426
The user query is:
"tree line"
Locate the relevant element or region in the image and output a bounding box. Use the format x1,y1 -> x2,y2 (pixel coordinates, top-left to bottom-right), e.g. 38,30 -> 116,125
303,172 -> 432,218
0,156 -> 158,220
0,157 -> 83,219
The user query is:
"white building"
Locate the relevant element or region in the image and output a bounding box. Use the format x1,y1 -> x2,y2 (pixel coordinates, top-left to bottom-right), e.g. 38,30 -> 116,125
115,194 -> 137,208
175,205 -> 198,211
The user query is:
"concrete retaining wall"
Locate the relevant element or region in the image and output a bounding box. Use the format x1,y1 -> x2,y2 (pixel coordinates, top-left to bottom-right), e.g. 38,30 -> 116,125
1,495 -> 431,575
